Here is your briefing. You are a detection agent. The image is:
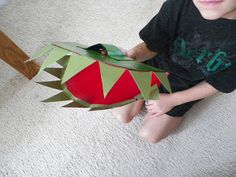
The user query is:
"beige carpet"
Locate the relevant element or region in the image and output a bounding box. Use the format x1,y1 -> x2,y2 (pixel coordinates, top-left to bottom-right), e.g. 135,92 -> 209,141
0,0 -> 236,176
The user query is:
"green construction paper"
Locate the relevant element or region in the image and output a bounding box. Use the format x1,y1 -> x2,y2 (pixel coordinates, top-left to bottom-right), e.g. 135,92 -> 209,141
134,84 -> 159,100
80,43 -> 132,61
31,42 -> 172,110
44,68 -> 63,79
63,84 -> 136,110
54,42 -> 91,57
54,42 -> 117,64
37,81 -> 63,90
62,86 -> 91,107
53,42 -> 165,72
135,93 -> 143,100
117,60 -> 164,72
131,71 -> 152,100
39,47 -> 70,72
101,44 -> 133,61
61,54 -> 95,84
65,83 -> 160,110
102,44 -> 124,56
89,99 -> 136,111
99,62 -> 125,98
56,55 -> 70,67
149,84 -> 159,100
26,44 -> 54,62
62,101 -> 88,108
42,92 -> 70,102
154,72 -> 172,93
57,42 -> 89,51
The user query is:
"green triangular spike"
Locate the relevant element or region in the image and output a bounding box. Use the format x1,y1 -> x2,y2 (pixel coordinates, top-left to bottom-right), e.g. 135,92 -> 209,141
89,99 -> 135,111
89,105 -> 112,111
131,71 -> 152,100
100,62 -> 125,98
37,81 -> 63,90
56,55 -> 70,67
44,68 -> 63,79
42,92 -> 70,102
39,47 -> 70,72
154,72 -> 172,93
62,101 -> 88,108
149,84 -> 159,100
25,44 -> 54,62
61,54 -> 95,84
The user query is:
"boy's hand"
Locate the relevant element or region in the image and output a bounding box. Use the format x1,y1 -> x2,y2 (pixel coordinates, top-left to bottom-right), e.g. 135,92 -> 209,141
125,42 -> 158,62
145,81 -> 219,118
145,93 -> 176,118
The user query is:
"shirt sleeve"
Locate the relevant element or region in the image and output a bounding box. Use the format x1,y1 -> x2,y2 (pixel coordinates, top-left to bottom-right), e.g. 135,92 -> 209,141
205,64 -> 236,93
139,0 -> 172,53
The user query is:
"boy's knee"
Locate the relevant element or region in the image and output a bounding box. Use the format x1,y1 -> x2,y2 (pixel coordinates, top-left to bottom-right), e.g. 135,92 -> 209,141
138,129 -> 164,144
116,115 -> 132,124
111,110 -> 132,124
111,100 -> 144,124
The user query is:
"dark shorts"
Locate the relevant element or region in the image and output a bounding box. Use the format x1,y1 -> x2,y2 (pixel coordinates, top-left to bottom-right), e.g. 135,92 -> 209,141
144,58 -> 203,117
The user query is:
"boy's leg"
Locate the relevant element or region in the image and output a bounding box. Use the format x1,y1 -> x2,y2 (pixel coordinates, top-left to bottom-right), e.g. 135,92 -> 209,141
112,100 -> 144,123
138,113 -> 183,144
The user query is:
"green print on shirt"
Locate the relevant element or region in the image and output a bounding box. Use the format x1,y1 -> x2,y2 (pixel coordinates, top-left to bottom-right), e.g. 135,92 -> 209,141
171,37 -> 232,75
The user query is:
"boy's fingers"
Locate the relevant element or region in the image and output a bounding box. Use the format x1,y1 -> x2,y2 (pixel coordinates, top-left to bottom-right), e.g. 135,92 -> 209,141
148,100 -> 157,104
145,102 -> 154,107
145,105 -> 152,109
146,107 -> 159,114
119,48 -> 127,55
145,100 -> 151,106
145,105 -> 153,111
126,49 -> 136,59
150,112 -> 162,118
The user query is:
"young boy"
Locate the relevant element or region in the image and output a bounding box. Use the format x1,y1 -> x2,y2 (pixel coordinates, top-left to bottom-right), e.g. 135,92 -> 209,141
112,0 -> 236,144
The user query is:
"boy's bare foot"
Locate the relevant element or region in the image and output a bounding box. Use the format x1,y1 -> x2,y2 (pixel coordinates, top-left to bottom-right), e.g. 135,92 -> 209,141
138,113 -> 183,144
111,100 -> 144,123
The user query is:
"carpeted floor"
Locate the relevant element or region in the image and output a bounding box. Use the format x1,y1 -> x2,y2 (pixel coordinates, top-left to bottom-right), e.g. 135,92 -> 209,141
0,0 -> 236,177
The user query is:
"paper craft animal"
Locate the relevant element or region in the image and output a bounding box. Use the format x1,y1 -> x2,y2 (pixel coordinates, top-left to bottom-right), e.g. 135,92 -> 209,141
29,42 -> 172,110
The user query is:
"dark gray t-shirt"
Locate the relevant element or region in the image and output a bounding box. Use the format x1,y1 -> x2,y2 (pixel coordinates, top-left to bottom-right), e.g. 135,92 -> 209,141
139,0 -> 236,93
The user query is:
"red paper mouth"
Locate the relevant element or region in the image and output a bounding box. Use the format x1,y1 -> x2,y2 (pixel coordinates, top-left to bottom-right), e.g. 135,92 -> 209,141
66,61 -> 162,105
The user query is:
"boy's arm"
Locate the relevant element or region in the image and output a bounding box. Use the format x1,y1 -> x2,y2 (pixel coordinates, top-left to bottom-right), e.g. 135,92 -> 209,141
127,42 -> 157,62
146,81 -> 218,117
128,42 -> 218,103
171,80 -> 218,106
129,42 -> 219,116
